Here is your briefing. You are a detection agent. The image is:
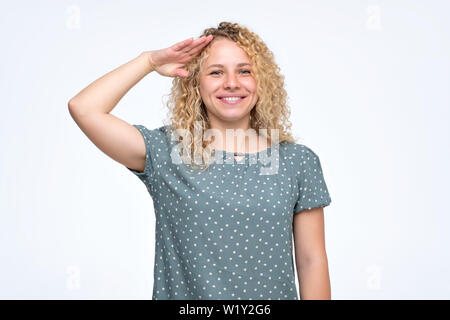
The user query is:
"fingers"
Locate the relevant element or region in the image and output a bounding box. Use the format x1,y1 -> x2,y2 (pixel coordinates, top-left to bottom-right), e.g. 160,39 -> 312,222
172,38 -> 194,51
181,37 -> 205,53
173,35 -> 213,52
188,38 -> 213,56
184,35 -> 213,54
192,35 -> 214,50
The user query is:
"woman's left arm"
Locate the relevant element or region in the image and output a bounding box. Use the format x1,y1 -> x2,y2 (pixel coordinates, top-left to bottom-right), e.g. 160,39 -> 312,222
293,206 -> 331,299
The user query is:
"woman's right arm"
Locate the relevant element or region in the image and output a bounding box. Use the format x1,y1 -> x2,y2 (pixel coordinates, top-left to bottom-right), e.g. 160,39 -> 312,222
68,52 -> 154,116
68,52 -> 156,172
68,35 -> 213,172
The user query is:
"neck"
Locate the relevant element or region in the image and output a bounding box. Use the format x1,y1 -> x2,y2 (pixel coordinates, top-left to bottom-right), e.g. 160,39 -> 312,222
206,119 -> 266,153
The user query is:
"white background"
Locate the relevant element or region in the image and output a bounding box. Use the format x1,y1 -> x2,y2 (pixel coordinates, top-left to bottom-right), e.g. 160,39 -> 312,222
1,0 -> 449,299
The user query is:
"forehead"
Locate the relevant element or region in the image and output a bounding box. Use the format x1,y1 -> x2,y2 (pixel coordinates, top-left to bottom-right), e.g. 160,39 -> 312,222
205,39 -> 250,63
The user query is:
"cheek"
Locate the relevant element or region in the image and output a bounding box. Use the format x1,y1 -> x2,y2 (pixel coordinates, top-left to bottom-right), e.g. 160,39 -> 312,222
242,78 -> 257,91
199,84 -> 211,100
200,79 -> 220,93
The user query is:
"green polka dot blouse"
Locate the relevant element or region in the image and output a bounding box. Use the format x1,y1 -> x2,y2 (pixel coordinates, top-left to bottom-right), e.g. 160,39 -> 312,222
126,124 -> 332,300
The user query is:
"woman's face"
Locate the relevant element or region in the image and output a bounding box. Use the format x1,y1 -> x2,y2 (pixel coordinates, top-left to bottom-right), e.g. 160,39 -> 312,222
199,38 -> 258,127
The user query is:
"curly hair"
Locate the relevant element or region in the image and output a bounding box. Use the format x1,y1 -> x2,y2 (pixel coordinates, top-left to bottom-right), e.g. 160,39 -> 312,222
162,21 -> 296,171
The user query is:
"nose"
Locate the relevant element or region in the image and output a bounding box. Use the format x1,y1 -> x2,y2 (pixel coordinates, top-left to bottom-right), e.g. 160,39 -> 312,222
223,73 -> 240,89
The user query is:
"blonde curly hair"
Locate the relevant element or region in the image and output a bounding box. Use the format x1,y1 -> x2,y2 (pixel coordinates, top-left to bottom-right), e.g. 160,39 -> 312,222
162,21 -> 296,171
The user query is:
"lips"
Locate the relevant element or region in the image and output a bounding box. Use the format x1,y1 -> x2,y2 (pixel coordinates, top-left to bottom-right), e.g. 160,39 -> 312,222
217,96 -> 246,99
217,96 -> 246,105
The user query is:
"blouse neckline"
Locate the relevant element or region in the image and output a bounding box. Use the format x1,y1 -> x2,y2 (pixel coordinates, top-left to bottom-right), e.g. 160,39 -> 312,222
214,144 -> 275,156
212,144 -> 279,164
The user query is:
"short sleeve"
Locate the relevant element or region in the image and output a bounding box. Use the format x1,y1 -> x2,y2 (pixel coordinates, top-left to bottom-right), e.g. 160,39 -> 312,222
293,146 -> 332,214
126,124 -> 156,183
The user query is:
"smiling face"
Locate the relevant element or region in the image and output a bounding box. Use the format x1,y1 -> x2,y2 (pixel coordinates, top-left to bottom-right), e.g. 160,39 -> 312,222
199,38 -> 258,130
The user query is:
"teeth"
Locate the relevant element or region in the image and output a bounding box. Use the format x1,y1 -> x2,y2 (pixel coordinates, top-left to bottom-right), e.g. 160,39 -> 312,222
221,97 -> 242,101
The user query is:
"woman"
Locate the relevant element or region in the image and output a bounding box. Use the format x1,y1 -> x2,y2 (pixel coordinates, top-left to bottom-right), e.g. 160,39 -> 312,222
68,22 -> 332,300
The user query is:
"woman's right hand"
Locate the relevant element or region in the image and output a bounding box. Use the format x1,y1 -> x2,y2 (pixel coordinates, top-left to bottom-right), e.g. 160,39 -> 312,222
145,35 -> 214,78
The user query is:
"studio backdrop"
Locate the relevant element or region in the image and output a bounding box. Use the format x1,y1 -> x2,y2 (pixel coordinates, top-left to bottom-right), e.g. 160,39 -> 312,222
0,0 -> 449,299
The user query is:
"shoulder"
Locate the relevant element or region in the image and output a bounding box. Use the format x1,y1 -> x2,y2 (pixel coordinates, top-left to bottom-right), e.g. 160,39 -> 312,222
135,124 -> 171,143
282,142 -> 327,177
144,124 -> 170,136
282,141 -> 320,161
132,124 -> 173,161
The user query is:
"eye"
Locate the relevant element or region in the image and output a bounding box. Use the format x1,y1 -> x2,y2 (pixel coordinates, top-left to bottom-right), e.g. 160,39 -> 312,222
210,70 -> 251,75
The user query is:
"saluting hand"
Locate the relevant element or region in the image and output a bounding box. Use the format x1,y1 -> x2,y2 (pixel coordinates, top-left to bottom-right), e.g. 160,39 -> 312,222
146,35 -> 214,78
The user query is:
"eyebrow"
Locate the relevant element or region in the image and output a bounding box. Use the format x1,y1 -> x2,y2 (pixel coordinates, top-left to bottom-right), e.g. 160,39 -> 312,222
207,63 -> 251,69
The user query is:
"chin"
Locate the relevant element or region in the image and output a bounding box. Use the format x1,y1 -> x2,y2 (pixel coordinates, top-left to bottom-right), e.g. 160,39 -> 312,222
218,112 -> 250,122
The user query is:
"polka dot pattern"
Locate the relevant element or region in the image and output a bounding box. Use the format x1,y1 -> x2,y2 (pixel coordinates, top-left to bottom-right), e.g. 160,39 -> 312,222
126,125 -> 331,300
